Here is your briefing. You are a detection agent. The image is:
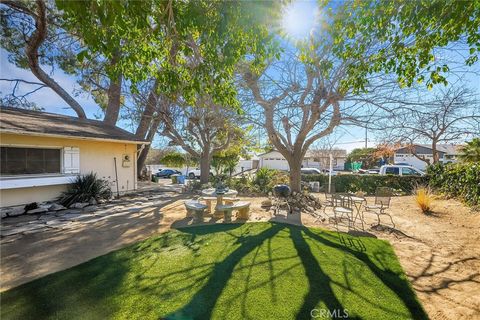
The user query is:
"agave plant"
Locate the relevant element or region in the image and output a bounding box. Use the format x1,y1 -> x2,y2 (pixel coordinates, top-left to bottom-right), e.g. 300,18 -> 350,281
58,172 -> 112,207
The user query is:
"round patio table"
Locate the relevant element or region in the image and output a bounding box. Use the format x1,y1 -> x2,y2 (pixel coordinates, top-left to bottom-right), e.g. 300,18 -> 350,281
337,194 -> 367,230
201,188 -> 238,216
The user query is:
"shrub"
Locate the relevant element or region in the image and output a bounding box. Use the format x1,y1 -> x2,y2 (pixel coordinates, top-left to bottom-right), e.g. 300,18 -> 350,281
302,174 -> 426,195
253,168 -> 276,193
222,169 -> 289,195
427,162 -> 480,207
414,186 -> 433,214
58,172 -> 112,207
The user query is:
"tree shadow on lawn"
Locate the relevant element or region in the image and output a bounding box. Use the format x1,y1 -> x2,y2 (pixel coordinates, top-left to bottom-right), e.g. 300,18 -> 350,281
0,251 -> 131,320
301,226 -> 428,320
166,222 -> 427,320
166,223 -> 287,319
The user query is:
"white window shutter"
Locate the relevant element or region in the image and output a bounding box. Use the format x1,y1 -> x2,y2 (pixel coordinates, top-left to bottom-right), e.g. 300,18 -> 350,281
63,147 -> 80,174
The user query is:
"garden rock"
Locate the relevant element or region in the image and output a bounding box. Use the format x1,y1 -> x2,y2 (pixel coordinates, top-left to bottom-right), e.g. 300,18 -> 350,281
89,198 -> 97,205
49,203 -> 67,211
83,205 -> 97,213
261,199 -> 273,207
26,207 -> 48,215
69,202 -> 90,209
24,202 -> 38,211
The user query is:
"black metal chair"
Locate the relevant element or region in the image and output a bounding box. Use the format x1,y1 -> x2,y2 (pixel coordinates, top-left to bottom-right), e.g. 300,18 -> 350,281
365,187 -> 395,228
322,183 -> 336,216
331,193 -> 354,230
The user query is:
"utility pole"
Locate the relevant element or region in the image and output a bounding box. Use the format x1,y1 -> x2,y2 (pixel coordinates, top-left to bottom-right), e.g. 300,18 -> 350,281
365,125 -> 368,148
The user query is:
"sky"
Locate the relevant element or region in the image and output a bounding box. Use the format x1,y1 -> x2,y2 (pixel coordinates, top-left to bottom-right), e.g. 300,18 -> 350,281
1,0 -> 478,154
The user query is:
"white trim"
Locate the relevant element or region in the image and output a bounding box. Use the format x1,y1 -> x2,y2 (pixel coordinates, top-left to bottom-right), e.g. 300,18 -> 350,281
0,175 -> 76,190
1,129 -> 149,145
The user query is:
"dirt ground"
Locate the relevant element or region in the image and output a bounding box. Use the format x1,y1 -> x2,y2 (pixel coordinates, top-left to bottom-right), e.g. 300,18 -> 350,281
1,191 -> 479,319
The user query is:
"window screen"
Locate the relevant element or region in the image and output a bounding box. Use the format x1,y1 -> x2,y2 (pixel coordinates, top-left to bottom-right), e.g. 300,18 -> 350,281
0,147 -> 61,175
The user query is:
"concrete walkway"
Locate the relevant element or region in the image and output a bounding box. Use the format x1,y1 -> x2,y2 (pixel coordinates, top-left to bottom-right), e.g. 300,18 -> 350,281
0,191 -> 188,291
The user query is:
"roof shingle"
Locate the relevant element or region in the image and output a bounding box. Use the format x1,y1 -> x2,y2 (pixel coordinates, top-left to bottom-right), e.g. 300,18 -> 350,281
0,107 -> 147,144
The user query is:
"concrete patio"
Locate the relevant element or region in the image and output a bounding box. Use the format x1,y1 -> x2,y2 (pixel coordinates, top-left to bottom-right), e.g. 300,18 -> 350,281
0,190 -> 188,291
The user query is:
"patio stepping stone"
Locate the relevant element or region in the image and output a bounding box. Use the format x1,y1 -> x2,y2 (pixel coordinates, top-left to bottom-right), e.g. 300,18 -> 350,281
26,207 -> 48,215
69,202 -> 90,209
1,224 -> 45,236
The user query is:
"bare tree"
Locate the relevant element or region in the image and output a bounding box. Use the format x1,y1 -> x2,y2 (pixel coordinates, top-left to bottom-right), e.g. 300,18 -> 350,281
158,97 -> 245,184
373,86 -> 480,164
240,48 -> 349,192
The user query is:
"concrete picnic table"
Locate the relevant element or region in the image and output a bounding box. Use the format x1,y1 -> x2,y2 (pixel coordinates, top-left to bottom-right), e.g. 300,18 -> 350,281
201,188 -> 238,217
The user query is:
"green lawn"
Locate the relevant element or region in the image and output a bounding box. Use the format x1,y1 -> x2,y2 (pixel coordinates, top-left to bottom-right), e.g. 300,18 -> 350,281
1,222 -> 427,320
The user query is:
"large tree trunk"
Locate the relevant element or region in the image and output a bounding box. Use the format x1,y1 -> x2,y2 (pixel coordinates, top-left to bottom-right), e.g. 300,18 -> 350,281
103,52 -> 122,125
431,140 -> 439,164
287,154 -> 303,193
135,79 -> 160,138
137,116 -> 162,176
199,151 -> 211,184
135,80 -> 161,177
17,0 -> 87,118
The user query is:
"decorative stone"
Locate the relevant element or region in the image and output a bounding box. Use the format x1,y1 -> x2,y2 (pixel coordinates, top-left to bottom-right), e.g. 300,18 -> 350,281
1,211 -> 7,219
83,205 -> 97,213
24,202 -> 38,211
49,203 -> 67,211
261,199 -> 273,207
26,207 -> 48,214
61,209 -> 82,215
7,207 -> 25,217
69,202 -> 89,209
89,198 -> 98,205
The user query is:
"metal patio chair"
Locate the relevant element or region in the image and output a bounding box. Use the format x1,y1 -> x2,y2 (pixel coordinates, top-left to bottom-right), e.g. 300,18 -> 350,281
365,187 -> 395,228
322,183 -> 336,217
331,193 -> 355,230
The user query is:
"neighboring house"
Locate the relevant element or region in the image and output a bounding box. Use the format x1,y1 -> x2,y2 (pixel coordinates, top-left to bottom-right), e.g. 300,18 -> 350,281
0,107 -> 147,207
146,159 -> 259,176
394,144 -> 462,170
258,149 -> 347,171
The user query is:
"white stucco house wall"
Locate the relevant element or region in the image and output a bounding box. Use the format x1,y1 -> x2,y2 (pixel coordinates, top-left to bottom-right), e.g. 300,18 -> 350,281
394,144 -> 462,170
258,150 -> 346,171
0,107 -> 148,207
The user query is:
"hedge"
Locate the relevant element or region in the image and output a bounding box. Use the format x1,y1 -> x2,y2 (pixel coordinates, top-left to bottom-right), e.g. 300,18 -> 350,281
427,162 -> 480,207
302,174 -> 427,195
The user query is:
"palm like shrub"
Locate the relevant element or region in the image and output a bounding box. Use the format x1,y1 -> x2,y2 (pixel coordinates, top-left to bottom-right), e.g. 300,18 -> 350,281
458,138 -> 480,163
59,172 -> 112,207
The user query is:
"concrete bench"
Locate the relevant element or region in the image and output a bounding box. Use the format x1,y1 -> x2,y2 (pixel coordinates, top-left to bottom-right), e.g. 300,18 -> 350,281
216,201 -> 251,222
184,201 -> 207,223
198,196 -> 217,213
223,197 -> 240,205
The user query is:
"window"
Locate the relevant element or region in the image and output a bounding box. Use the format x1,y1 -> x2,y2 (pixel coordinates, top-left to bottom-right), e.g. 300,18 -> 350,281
1,147 -> 61,176
385,167 -> 399,175
401,167 -> 418,176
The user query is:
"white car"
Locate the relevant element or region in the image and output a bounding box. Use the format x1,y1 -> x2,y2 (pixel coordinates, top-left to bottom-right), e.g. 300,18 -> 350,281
301,168 -> 322,175
186,168 -> 214,179
379,165 -> 425,176
186,168 -> 201,179
321,169 -> 338,176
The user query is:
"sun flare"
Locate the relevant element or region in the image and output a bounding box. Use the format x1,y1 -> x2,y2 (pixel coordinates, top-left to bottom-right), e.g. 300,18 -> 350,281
281,1 -> 319,40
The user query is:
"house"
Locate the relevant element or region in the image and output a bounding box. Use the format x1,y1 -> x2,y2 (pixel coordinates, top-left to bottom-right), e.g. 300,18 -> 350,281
0,107 -> 148,207
394,144 -> 462,170
258,149 -> 347,171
